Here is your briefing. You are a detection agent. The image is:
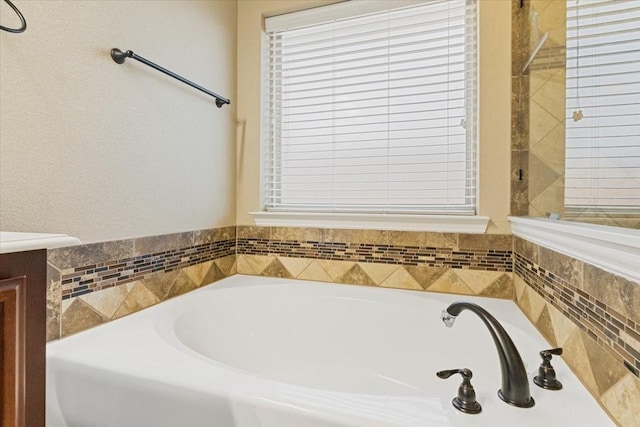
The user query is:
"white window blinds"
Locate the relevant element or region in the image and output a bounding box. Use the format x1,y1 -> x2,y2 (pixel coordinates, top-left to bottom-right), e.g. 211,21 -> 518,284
263,0 -> 478,214
565,0 -> 640,213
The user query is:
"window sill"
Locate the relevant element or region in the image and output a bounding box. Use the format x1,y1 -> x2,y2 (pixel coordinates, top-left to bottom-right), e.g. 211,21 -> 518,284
250,212 -> 490,233
508,216 -> 640,282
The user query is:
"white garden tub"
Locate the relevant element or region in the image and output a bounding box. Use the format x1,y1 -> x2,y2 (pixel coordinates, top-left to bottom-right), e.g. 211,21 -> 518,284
46,275 -> 614,427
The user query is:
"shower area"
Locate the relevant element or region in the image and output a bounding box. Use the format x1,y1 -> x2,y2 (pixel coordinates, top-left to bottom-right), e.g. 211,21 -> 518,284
511,0 -> 568,218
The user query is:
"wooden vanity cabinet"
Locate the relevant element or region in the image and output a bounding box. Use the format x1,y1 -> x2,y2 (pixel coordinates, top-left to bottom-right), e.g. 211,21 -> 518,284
0,249 -> 46,427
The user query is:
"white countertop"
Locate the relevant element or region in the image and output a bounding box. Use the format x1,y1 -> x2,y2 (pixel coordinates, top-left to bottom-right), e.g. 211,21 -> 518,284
0,231 -> 81,254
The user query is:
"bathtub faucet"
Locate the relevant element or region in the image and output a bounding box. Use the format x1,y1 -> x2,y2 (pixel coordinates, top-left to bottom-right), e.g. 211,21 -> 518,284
441,302 -> 535,408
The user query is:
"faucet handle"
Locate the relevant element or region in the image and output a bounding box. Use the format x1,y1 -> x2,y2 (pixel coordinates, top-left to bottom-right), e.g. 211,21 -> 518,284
534,348 -> 563,390
436,368 -> 482,414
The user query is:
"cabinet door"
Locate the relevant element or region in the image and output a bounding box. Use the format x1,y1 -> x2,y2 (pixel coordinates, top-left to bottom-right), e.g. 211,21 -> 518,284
0,276 -> 26,427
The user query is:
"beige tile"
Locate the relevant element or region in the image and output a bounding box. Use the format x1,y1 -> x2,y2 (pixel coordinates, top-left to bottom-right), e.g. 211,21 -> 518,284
271,227 -> 322,242
530,122 -> 565,175
48,239 -> 134,270
547,303 -> 578,347
480,274 -> 514,300
514,274 -> 527,301
166,271 -> 198,299
458,234 -> 512,251
526,286 -> 546,323
260,258 -> 294,279
539,247 -> 583,289
514,237 -> 539,264
141,271 -> 179,301
113,283 -> 160,319
61,298 -> 109,337
133,232 -> 193,256
201,262 -> 226,286
338,264 -> 376,286
61,297 -> 74,314
538,0 -> 566,46
583,264 -> 640,324
529,152 -> 561,202
215,255 -> 237,276
317,259 -> 356,282
562,329 -> 600,396
46,268 -> 61,342
183,261 -> 214,286
581,332 -> 629,396
530,67 -> 560,97
531,69 -> 565,121
278,257 -> 312,278
236,254 -> 255,275
529,176 -> 564,217
323,228 -> 387,245
404,265 -> 448,290
192,226 -> 235,245
80,285 -> 130,319
427,270 -> 475,296
237,225 -> 269,240
379,267 -> 422,290
245,255 -> 277,275
535,305 -> 557,347
358,262 -> 398,285
600,374 -> 640,427
517,290 -> 532,319
298,261 -> 333,282
529,99 -> 560,145
454,269 -> 504,294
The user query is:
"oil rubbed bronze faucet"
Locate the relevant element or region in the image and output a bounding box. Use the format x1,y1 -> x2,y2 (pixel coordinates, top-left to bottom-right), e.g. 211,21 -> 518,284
441,301 -> 535,408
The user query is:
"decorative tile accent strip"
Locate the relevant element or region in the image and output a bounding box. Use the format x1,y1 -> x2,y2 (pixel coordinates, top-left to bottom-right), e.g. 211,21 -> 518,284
237,239 -> 512,272
528,45 -> 567,72
514,252 -> 640,378
60,239 -> 235,300
46,226 -> 236,340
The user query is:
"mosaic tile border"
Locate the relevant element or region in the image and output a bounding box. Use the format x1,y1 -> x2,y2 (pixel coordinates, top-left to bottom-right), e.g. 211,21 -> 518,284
60,239 -> 235,300
514,252 -> 640,378
237,237 -> 512,272
528,45 -> 566,72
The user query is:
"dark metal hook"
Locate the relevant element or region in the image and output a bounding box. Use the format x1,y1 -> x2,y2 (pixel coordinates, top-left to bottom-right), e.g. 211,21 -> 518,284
1,0 -> 27,33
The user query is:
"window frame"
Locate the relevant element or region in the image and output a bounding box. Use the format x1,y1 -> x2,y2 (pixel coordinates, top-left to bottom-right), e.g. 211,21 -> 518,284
260,0 -> 481,222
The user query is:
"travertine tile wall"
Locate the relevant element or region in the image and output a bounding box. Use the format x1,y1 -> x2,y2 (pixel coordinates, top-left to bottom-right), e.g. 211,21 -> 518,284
236,226 -> 514,298
514,237 -> 640,427
46,227 -> 236,340
46,224 -> 639,425
46,226 -> 515,340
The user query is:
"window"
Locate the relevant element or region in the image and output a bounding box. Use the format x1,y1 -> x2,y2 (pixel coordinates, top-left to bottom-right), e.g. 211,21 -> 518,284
263,0 -> 478,215
565,0 -> 640,213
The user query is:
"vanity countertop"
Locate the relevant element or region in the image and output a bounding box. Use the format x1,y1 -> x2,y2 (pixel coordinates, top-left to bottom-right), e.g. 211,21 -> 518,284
0,231 -> 81,254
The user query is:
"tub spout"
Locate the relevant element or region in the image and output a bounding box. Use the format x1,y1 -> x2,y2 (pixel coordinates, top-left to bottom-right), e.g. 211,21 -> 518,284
443,301 -> 534,408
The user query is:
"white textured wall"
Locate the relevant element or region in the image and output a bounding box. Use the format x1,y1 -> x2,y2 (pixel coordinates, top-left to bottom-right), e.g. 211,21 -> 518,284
0,0 -> 237,244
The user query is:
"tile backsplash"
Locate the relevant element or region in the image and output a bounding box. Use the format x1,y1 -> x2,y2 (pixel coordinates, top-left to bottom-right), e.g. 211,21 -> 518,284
46,227 -> 236,340
236,226 -> 514,298
44,225 -> 639,426
513,236 -> 640,426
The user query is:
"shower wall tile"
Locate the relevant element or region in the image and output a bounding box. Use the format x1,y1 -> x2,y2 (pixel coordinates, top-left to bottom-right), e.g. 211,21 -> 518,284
514,236 -> 640,427
47,227 -> 237,339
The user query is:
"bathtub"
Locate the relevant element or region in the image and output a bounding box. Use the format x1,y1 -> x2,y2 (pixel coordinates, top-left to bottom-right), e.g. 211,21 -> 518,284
46,275 -> 613,427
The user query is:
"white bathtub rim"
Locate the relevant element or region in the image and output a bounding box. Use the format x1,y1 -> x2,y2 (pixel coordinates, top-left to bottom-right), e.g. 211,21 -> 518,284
46,275 -> 616,427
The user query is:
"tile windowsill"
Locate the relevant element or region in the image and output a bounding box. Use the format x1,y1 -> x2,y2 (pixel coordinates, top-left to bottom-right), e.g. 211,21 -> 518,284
250,211 -> 490,233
